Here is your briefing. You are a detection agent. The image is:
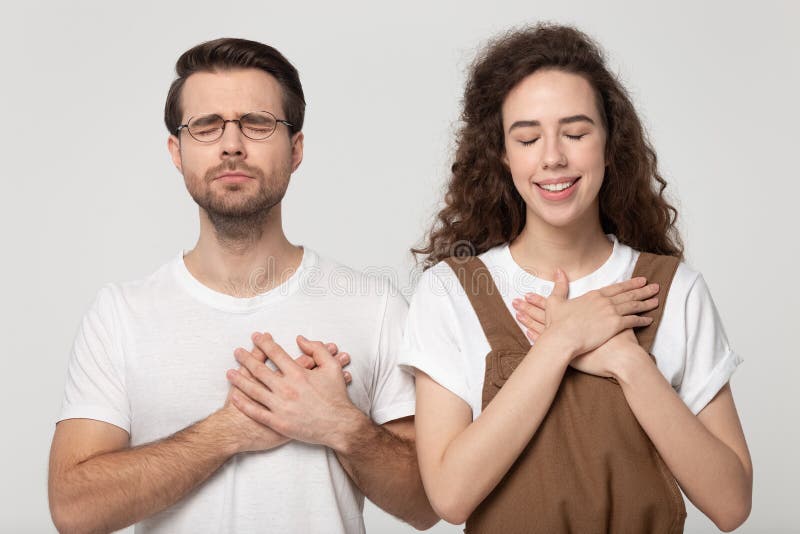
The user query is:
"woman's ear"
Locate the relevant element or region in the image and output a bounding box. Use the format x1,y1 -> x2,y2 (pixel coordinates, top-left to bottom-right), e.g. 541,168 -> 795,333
501,145 -> 510,170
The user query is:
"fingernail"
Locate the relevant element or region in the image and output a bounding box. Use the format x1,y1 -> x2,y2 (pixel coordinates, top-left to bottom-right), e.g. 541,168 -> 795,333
512,299 -> 521,307
525,294 -> 536,302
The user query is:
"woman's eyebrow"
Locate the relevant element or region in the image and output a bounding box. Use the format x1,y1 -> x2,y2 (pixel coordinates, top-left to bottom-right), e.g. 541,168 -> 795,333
559,114 -> 595,125
508,114 -> 595,132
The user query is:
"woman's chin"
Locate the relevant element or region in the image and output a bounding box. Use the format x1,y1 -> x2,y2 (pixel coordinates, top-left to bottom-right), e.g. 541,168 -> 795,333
527,207 -> 587,230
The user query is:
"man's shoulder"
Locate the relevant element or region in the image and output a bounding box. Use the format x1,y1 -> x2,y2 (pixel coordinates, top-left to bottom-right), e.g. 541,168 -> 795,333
92,256 -> 179,315
306,250 -> 407,306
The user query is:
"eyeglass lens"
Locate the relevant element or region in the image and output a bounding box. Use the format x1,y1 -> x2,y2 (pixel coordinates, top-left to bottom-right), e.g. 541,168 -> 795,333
187,112 -> 278,141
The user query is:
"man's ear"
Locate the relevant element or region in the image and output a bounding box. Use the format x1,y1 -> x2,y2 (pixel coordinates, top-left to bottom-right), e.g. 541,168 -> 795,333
167,135 -> 183,174
290,131 -> 304,173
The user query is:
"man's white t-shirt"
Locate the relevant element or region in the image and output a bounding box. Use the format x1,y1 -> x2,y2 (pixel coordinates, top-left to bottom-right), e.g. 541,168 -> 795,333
58,247 -> 415,534
400,235 -> 741,419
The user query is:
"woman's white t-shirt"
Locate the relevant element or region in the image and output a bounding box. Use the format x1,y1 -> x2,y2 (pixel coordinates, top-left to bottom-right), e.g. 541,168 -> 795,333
399,235 -> 741,418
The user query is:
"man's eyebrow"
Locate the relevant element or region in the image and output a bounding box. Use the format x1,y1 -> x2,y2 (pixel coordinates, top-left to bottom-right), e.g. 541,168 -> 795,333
508,114 -> 595,132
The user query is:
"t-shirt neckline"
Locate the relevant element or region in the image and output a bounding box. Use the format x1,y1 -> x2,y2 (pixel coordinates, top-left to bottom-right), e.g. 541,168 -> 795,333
172,246 -> 315,313
492,234 -> 632,297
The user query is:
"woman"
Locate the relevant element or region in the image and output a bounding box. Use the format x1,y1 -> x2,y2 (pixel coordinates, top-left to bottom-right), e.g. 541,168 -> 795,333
401,24 -> 752,533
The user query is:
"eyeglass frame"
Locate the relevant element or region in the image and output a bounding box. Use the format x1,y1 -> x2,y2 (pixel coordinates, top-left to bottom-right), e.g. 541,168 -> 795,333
175,110 -> 294,142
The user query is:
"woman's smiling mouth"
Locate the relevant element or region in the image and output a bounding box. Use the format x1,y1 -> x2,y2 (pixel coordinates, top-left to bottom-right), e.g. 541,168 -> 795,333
535,176 -> 581,199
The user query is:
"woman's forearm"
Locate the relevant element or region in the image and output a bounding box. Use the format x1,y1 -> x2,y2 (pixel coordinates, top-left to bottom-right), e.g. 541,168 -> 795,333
418,333 -> 574,524
615,350 -> 752,532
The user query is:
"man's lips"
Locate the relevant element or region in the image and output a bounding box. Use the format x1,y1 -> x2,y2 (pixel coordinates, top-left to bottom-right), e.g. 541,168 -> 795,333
214,172 -> 253,184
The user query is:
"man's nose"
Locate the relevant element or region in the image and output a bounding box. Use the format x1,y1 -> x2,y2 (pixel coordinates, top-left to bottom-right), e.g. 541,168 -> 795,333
220,120 -> 247,158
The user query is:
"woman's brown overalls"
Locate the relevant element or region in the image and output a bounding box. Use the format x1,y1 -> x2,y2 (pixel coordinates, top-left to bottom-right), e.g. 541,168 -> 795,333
443,252 -> 687,534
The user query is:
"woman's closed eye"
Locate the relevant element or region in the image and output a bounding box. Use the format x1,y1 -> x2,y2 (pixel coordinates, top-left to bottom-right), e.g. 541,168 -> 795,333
519,132 -> 588,146
565,133 -> 588,140
519,138 -> 540,146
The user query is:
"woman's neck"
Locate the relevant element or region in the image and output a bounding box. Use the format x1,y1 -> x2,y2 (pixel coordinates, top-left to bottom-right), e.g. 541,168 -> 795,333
509,211 -> 612,283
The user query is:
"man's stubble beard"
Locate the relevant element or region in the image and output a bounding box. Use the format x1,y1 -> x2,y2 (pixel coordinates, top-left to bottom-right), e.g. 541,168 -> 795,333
186,159 -> 291,245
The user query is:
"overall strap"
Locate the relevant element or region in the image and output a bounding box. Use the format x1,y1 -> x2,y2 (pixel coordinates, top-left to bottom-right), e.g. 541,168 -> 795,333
444,256 -> 530,352
630,252 -> 681,354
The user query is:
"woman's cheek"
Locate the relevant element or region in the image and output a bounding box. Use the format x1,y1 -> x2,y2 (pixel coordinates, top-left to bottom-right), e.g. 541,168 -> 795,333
507,149 -> 539,182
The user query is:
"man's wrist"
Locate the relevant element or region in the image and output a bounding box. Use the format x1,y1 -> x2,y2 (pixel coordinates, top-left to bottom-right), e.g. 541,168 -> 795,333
202,408 -> 245,457
327,406 -> 372,456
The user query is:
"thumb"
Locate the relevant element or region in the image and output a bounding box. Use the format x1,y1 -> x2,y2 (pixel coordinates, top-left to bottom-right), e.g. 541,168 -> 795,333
297,335 -> 337,368
551,268 -> 570,300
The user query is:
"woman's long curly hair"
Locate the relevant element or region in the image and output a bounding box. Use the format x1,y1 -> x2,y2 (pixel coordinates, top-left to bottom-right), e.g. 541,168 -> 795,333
412,24 -> 683,268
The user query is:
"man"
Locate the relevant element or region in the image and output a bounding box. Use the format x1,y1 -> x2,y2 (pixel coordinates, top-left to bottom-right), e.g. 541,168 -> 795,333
48,38 -> 438,534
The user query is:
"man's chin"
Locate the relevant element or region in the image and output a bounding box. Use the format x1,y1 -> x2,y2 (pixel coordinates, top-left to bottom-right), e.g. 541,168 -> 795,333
188,183 -> 287,222
205,204 -> 270,219
205,192 -> 269,212
213,181 -> 251,191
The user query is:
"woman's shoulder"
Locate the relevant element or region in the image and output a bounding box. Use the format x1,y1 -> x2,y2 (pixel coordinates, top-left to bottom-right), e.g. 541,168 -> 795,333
622,241 -> 704,298
673,260 -> 704,294
408,260 -> 461,305
626,250 -> 716,328
409,246 -> 512,309
418,243 -> 510,283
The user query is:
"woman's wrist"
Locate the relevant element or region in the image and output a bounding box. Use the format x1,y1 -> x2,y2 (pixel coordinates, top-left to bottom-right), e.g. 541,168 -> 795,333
610,344 -> 657,385
535,328 -> 581,364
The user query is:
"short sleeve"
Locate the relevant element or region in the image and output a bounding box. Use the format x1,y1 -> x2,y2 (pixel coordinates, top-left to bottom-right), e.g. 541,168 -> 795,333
677,274 -> 743,414
58,285 -> 130,432
369,284 -> 416,425
398,267 -> 471,407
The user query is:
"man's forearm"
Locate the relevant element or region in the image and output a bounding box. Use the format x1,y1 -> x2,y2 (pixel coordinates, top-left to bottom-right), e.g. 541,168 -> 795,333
332,412 -> 438,531
50,411 -> 237,534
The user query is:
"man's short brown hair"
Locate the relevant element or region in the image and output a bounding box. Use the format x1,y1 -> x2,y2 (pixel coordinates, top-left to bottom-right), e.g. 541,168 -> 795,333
164,37 -> 305,136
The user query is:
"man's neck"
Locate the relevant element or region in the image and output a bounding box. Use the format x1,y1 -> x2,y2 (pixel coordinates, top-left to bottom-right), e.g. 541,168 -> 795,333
509,206 -> 612,283
182,205 -> 304,298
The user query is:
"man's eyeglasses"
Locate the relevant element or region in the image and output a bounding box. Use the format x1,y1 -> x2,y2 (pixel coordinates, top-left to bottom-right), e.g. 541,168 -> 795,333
176,111 -> 293,142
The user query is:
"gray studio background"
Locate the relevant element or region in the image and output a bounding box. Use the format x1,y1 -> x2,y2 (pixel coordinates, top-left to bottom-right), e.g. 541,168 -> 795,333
1,1 -> 797,532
